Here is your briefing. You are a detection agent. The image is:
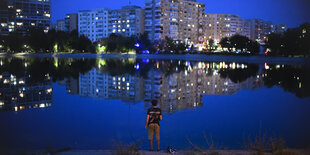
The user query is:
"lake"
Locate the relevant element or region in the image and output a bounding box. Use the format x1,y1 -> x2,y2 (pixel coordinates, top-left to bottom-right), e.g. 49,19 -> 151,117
0,57 -> 309,152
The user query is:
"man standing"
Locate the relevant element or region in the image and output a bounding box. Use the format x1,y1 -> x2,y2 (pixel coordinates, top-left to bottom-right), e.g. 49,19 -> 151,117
145,100 -> 162,151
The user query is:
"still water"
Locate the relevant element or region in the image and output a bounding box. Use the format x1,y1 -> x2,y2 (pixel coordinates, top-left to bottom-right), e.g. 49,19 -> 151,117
0,57 -> 309,151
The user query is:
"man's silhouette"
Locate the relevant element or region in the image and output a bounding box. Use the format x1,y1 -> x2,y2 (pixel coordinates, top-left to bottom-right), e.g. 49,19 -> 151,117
145,100 -> 162,151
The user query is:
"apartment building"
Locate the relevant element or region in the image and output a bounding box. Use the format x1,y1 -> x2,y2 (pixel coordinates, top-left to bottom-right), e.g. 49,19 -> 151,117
108,6 -> 144,37
145,0 -> 205,44
204,14 -> 250,43
0,0 -> 51,35
55,13 -> 78,32
78,8 -> 109,42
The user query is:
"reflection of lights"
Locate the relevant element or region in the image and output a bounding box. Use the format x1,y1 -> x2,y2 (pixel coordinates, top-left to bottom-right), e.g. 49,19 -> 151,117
136,63 -> 140,70
264,63 -> 270,70
134,43 -> 140,48
20,106 -> 25,110
46,88 -> 52,94
3,79 -> 9,84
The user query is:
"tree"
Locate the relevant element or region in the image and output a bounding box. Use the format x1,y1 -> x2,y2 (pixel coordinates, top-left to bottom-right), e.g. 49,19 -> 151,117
27,28 -> 49,52
7,32 -> 24,52
219,37 -> 231,51
219,35 -> 260,54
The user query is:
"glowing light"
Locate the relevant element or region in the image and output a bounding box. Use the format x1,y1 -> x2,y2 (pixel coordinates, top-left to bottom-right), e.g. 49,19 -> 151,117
39,104 -> 45,108
46,88 -> 52,94
136,63 -> 140,70
264,63 -> 270,70
134,43 -> 140,48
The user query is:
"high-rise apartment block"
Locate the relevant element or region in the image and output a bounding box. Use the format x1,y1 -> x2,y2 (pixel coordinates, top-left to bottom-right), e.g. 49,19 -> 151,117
204,14 -> 286,43
65,13 -> 78,32
145,0 -> 205,44
0,0 -> 51,35
78,8 -> 109,42
204,14 -> 250,43
55,13 -> 78,32
108,6 -> 144,37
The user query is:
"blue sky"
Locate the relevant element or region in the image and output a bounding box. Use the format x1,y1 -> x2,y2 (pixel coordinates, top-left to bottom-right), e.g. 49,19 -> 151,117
51,0 -> 310,28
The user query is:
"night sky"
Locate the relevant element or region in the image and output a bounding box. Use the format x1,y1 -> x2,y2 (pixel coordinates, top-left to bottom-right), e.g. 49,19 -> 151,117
51,0 -> 310,28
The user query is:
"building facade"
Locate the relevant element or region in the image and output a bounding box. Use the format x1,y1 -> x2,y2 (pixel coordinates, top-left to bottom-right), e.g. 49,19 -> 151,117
145,0 -> 205,44
65,13 -> 78,32
55,13 -> 78,32
204,14 -> 251,43
0,0 -> 51,35
108,6 -> 144,37
55,19 -> 66,31
78,8 -> 109,42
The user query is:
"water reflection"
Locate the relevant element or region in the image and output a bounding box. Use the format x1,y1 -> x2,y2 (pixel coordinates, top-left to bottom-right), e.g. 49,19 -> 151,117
0,71 -> 52,112
0,58 -> 309,113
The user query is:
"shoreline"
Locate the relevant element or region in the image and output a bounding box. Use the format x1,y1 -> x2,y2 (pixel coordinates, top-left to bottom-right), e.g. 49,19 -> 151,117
1,53 -> 309,65
1,149 -> 309,155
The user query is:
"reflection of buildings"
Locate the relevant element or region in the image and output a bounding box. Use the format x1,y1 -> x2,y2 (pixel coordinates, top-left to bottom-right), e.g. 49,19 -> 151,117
58,77 -> 79,95
144,62 -> 264,112
79,68 -> 144,103
67,62 -> 264,113
0,72 -> 53,112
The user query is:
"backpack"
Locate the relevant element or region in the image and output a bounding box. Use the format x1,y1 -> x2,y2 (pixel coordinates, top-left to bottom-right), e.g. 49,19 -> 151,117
167,146 -> 176,154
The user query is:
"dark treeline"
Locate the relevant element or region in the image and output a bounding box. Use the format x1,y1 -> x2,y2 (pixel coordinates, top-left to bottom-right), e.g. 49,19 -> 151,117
1,23 -> 309,56
0,58 -> 309,98
265,23 -> 310,57
0,29 -> 95,53
219,34 -> 260,55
